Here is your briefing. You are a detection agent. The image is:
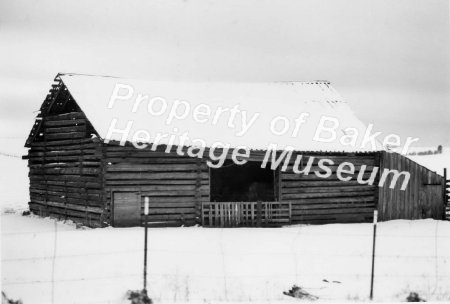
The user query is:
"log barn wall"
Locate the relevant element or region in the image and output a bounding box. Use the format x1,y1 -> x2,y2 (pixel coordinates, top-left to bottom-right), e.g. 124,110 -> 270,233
377,151 -> 444,220
104,144 -> 209,226
101,147 -> 380,226
280,152 -> 378,224
25,112 -> 106,227
26,136 -> 446,227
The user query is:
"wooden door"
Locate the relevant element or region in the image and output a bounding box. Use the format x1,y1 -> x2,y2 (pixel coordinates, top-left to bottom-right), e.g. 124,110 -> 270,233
113,192 -> 141,227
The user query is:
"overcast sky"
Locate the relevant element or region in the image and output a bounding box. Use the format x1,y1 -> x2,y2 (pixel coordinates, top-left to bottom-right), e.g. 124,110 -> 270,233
1,0 -> 449,148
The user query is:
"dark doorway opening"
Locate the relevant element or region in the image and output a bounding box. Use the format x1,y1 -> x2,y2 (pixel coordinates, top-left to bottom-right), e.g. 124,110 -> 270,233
210,160 -> 277,202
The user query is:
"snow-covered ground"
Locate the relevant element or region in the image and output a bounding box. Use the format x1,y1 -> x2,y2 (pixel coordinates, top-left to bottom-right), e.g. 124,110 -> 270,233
2,214 -> 450,303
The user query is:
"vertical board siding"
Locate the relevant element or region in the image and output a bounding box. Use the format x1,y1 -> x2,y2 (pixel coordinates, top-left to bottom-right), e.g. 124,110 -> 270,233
378,151 -> 444,221
280,152 -> 378,224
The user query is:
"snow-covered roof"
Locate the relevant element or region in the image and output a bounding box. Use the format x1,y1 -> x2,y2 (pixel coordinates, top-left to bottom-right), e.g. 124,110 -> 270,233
58,73 -> 382,152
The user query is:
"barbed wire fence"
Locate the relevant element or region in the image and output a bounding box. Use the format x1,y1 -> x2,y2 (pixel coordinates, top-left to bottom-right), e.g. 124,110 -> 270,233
2,220 -> 450,303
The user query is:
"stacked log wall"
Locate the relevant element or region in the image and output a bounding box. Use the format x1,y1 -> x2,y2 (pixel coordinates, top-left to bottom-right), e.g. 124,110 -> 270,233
25,112 -> 105,227
104,145 -> 209,226
280,152 -> 378,224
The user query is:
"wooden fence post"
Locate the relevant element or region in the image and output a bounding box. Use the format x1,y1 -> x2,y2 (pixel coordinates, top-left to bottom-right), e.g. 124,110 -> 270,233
201,203 -> 204,227
370,210 -> 378,300
256,201 -> 262,227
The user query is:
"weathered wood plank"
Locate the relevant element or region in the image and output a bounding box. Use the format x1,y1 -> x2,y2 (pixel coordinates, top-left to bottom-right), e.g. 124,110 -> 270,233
29,200 -> 103,213
287,196 -> 375,204
44,112 -> 85,121
29,138 -> 95,147
45,125 -> 86,133
105,185 -> 209,192
143,197 -> 209,203
141,208 -> 194,215
285,165 -> 376,173
282,172 -> 374,181
144,214 -> 196,220
30,188 -> 101,200
25,150 -> 99,159
142,202 -> 196,208
106,158 -> 203,164
292,207 -> 375,215
106,180 -> 209,187
292,214 -> 370,223
29,174 -> 100,183
105,151 -> 195,158
282,180 -> 372,187
283,191 -> 374,199
30,193 -> 102,206
29,162 -> 100,169
287,156 -> 376,166
45,132 -> 85,141
30,183 -> 102,194
106,163 -> 207,172
30,167 -> 100,175
107,190 -> 209,197
27,155 -> 101,163
28,142 -> 98,152
31,180 -> 101,189
282,185 -> 375,194
293,202 -> 374,210
43,118 -> 86,127
105,172 -> 209,180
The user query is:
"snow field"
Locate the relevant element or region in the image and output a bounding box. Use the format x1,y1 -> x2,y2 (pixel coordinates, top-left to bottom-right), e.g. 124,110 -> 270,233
2,214 -> 450,303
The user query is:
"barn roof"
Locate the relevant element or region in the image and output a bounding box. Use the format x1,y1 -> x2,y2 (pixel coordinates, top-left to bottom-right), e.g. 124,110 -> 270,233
28,73 -> 383,152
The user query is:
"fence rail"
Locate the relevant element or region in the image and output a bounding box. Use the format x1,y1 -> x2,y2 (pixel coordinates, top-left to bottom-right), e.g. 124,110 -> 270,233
201,201 -> 291,227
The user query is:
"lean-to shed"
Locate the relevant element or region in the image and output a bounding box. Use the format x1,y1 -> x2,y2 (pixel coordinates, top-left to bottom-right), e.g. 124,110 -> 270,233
23,73 -> 446,227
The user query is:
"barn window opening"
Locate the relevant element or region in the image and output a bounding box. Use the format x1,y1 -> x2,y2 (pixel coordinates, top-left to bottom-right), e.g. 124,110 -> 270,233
210,160 -> 277,202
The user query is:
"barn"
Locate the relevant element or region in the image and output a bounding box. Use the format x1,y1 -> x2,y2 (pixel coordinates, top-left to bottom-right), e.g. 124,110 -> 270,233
23,73 -> 447,227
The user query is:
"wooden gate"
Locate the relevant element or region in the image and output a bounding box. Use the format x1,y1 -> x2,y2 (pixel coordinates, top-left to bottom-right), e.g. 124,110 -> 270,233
201,202 -> 291,227
112,192 -> 141,227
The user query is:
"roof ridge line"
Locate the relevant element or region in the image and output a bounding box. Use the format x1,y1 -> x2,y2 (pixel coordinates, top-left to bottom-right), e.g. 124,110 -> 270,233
58,72 -> 121,79
275,80 -> 331,84
58,73 -> 332,84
